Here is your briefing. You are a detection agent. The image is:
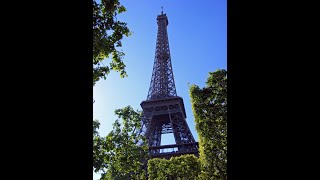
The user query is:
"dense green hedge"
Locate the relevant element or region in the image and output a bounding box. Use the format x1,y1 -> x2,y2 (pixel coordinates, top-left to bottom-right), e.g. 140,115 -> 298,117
190,70 -> 227,180
148,154 -> 200,180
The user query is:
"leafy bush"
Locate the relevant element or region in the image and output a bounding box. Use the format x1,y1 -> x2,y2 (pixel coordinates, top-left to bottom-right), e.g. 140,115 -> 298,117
148,154 -> 200,180
190,70 -> 227,180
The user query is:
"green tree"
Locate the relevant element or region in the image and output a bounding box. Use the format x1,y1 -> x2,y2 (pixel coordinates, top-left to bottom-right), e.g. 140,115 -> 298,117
189,69 -> 227,180
93,1 -> 136,179
148,154 -> 201,180
93,120 -> 109,176
93,0 -> 131,86
93,106 -> 149,180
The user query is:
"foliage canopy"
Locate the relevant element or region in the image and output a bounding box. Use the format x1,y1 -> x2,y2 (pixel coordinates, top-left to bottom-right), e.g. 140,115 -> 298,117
190,69 -> 227,180
93,106 -> 148,179
93,0 -> 131,86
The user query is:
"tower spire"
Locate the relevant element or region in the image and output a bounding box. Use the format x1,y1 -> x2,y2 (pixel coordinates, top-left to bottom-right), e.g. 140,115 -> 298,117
161,6 -> 163,14
147,12 -> 174,100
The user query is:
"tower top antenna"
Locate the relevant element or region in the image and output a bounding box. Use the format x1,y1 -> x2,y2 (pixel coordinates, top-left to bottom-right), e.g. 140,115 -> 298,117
161,6 -> 163,14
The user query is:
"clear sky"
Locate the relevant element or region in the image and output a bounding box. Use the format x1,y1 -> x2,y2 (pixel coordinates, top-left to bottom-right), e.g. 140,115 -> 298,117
93,0 -> 226,179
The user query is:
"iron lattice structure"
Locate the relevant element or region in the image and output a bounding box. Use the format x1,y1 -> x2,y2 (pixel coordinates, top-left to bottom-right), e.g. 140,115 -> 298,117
139,12 -> 198,159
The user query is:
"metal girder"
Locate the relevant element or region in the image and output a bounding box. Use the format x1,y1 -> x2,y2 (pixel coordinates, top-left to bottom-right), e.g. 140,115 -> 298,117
147,13 -> 177,100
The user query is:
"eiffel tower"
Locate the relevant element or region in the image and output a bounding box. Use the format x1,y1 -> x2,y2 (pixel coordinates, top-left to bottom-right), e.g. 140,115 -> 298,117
139,10 -> 198,159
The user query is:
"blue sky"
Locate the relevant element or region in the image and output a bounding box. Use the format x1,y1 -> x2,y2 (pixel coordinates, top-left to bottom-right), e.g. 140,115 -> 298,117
93,0 -> 226,178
